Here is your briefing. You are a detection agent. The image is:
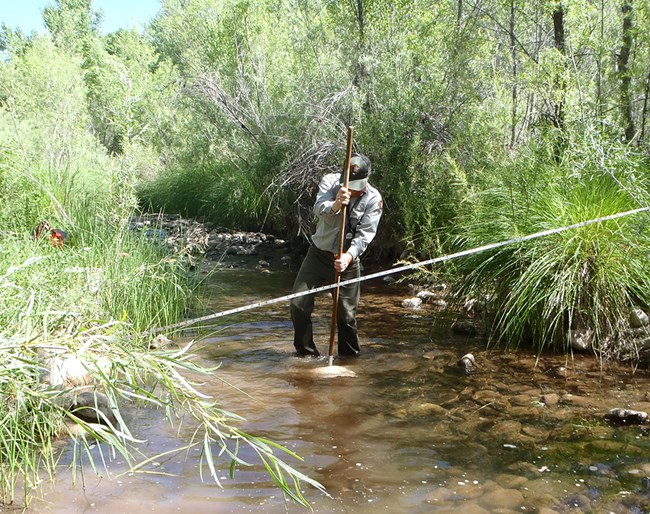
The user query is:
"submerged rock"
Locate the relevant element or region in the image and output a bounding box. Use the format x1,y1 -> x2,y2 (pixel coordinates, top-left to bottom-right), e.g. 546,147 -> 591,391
451,320 -> 478,336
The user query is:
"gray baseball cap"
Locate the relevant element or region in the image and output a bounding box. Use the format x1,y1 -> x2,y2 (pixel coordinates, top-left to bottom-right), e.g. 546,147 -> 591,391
345,155 -> 370,191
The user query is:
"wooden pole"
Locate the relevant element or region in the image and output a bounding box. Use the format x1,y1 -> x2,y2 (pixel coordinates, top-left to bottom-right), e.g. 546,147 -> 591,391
328,126 -> 354,366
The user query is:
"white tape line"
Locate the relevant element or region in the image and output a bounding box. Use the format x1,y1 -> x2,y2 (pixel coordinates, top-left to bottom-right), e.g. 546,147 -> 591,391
148,206 -> 649,334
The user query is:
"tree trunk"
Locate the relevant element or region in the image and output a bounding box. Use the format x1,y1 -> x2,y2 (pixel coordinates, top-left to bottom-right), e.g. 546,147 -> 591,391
351,0 -> 365,89
595,0 -> 605,124
618,0 -> 635,142
640,62 -> 650,144
355,0 -> 365,40
552,3 -> 566,132
509,0 -> 517,147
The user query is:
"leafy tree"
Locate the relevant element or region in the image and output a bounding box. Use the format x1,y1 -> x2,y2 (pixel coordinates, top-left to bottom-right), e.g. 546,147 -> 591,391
43,0 -> 102,53
83,28 -> 178,157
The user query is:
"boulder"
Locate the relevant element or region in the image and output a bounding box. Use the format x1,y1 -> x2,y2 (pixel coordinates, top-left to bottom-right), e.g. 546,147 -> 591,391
452,320 -> 478,336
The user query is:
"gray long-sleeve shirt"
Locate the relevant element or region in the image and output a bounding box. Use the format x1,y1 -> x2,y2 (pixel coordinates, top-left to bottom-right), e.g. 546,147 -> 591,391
311,173 -> 383,259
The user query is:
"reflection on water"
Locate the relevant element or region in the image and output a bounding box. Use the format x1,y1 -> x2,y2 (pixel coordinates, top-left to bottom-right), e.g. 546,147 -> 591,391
26,262 -> 650,513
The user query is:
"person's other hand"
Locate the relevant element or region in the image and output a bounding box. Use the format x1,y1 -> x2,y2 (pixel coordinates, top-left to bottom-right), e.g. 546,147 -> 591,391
335,252 -> 353,273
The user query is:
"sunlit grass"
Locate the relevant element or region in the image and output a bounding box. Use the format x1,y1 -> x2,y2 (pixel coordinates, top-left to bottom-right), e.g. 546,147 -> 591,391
0,150 -> 324,508
0,322 -> 325,508
0,229 -> 325,508
452,143 -> 650,357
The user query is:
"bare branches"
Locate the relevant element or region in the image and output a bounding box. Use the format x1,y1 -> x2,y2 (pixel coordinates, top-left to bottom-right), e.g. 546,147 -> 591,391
188,72 -> 263,143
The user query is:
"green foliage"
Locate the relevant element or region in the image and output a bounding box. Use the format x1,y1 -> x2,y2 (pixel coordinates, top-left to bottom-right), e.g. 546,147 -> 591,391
0,35 -> 106,178
138,158 -> 271,230
0,5 -> 329,505
83,29 -> 178,157
0,326 -> 325,508
0,164 -> 187,336
452,135 -> 650,355
43,0 -> 102,52
379,139 -> 469,259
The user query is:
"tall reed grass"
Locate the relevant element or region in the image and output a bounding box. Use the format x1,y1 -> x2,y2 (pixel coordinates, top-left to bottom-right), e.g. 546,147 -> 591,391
0,151 -> 324,508
451,136 -> 650,358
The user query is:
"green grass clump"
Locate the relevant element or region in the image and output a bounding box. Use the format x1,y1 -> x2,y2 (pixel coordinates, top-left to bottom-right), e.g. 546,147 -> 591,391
452,139 -> 650,357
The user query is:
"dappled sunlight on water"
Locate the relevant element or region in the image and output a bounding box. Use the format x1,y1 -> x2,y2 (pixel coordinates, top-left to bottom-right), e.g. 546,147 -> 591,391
25,262 -> 650,513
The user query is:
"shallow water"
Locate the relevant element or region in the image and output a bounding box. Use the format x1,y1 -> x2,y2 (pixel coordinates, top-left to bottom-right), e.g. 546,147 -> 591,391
22,258 -> 650,513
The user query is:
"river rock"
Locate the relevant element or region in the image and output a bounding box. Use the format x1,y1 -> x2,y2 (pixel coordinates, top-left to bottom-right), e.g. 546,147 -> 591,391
559,393 -> 597,409
39,348 -> 110,387
408,402 -> 448,417
494,473 -> 529,489
451,320 -> 478,336
427,497 -> 490,514
49,355 -> 92,387
541,392 -> 560,406
416,290 -> 437,302
630,308 -> 650,328
509,393 -> 535,406
570,328 -> 593,351
544,365 -> 568,378
130,213 -> 287,261
604,408 -> 649,425
478,487 -> 525,510
71,391 -> 118,426
642,476 -> 650,491
426,486 -> 458,502
149,334 -> 178,350
521,424 -> 551,439
472,389 -> 510,410
457,353 -> 476,374
587,439 -> 646,454
402,297 -> 423,309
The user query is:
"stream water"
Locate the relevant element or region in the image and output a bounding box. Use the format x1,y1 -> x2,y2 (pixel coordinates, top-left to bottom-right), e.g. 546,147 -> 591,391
22,255 -> 650,513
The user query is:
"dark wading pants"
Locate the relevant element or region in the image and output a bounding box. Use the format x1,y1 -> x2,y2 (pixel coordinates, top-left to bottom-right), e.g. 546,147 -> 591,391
290,246 -> 361,357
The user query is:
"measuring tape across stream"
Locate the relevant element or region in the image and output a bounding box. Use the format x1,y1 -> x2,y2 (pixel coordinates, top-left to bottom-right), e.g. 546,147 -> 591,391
147,206 -> 650,335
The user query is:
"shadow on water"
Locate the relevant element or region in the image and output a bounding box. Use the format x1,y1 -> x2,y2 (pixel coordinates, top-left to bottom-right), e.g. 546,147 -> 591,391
26,260 -> 650,513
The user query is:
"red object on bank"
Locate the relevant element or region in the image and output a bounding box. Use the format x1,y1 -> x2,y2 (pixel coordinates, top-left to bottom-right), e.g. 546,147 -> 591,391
33,221 -> 68,248
49,229 -> 68,248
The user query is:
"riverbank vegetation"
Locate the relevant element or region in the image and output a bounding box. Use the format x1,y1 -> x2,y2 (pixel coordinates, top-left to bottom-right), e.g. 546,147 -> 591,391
136,0 -> 650,355
0,3 -> 322,506
2,0 -> 650,507
0,90 -> 320,510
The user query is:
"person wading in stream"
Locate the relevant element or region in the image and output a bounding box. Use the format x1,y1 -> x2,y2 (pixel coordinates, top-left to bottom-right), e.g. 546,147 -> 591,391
290,153 -> 383,358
